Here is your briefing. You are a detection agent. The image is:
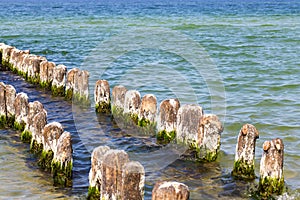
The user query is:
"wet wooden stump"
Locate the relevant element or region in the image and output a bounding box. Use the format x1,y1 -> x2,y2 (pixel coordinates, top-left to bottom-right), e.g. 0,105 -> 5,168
40,122 -> 64,169
14,92 -> 29,131
111,85 -> 127,116
40,61 -> 55,89
65,68 -> 80,100
52,64 -> 67,96
30,109 -> 47,154
157,99 -> 180,144
196,114 -> 223,161
101,149 -> 129,200
152,181 -> 190,200
4,84 -> 16,127
121,161 -> 145,200
0,44 -> 15,68
258,138 -> 285,198
138,94 -> 157,128
21,101 -> 44,143
123,90 -> 141,125
176,104 -> 203,146
73,69 -> 90,105
26,55 -> 46,84
0,82 -> 6,126
94,80 -> 111,114
52,131 -> 73,186
88,145 -> 111,200
232,124 -> 259,179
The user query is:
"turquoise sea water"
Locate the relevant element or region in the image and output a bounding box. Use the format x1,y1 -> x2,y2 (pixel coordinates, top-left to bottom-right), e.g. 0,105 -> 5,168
0,0 -> 300,199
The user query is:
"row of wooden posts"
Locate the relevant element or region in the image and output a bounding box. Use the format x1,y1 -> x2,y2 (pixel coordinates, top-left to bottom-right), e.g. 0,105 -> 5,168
0,43 -> 285,199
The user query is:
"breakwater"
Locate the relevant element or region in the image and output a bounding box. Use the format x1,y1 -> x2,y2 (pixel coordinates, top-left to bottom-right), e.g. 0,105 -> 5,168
0,43 -> 287,199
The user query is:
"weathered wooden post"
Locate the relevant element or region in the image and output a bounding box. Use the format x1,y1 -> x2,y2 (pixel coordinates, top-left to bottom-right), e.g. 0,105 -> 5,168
40,61 -> 55,89
52,131 -> 73,186
0,82 -> 6,127
9,48 -> 30,74
157,99 -> 180,144
94,80 -> 111,114
74,69 -> 90,104
65,68 -> 80,100
138,94 -> 157,127
196,114 -> 223,161
101,149 -> 129,200
121,161 -> 145,200
176,104 -> 203,146
52,64 -> 67,96
232,124 -> 259,179
14,92 -> 29,131
21,101 -> 44,143
40,122 -> 64,169
258,138 -> 284,198
1,44 -> 14,68
5,84 -> 16,127
152,181 -> 190,200
88,146 -> 111,199
30,109 -> 47,154
26,55 -> 46,84
123,90 -> 141,124
111,85 -> 127,116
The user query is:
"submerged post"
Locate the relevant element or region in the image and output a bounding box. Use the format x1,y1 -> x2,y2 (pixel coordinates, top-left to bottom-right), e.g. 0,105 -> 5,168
111,85 -> 127,116
52,131 -> 73,186
176,104 -> 203,147
258,138 -> 284,198
0,82 -> 6,127
157,99 -> 180,144
152,181 -> 190,200
14,92 -> 29,131
88,145 -> 111,199
40,61 -> 55,89
197,114 -> 223,161
232,124 -> 259,179
65,68 -> 80,100
94,80 -> 111,114
52,64 -> 67,96
138,94 -> 157,128
101,149 -> 130,200
21,101 -> 44,143
123,90 -> 141,124
4,84 -> 16,127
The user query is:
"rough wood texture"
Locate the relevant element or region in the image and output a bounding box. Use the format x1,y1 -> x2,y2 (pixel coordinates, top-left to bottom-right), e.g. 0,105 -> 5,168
258,138 -> 284,198
152,181 -> 190,200
94,80 -> 111,113
112,85 -> 128,109
138,94 -> 157,125
232,124 -> 259,179
14,92 -> 29,131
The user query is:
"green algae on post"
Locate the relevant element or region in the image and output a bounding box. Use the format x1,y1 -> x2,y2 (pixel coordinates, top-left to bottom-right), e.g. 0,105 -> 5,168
51,64 -> 67,97
232,124 -> 259,180
157,98 -> 180,144
257,138 -> 285,198
20,130 -> 32,143
94,80 -> 111,114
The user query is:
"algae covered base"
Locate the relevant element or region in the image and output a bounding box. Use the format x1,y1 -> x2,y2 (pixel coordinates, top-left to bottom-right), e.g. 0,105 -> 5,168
232,160 -> 256,180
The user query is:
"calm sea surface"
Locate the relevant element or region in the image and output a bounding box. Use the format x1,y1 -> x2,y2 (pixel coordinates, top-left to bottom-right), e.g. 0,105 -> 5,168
0,0 -> 300,199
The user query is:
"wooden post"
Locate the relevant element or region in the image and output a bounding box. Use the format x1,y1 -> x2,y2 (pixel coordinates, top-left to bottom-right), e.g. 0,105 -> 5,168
111,85 -> 127,115
65,68 -> 80,100
197,114 -> 223,161
0,82 -> 6,127
258,138 -> 284,198
52,64 -> 67,96
121,161 -> 145,200
88,145 -> 111,200
94,80 -> 111,114
40,61 -> 55,89
176,104 -> 203,145
5,84 -> 16,127
152,181 -> 190,200
138,94 -> 157,127
14,92 -> 29,131
123,90 -> 141,124
157,99 -> 180,144
232,124 -> 259,179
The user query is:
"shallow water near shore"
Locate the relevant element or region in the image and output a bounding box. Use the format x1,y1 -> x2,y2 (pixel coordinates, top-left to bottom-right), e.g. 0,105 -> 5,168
1,0 -> 300,199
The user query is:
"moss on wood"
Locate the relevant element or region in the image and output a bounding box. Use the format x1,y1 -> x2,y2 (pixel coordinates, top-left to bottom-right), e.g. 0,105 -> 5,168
95,101 -> 111,114
51,85 -> 65,97
21,130 -> 32,143
232,159 -> 256,180
51,160 -> 73,187
87,186 -> 100,200
157,130 -> 176,144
